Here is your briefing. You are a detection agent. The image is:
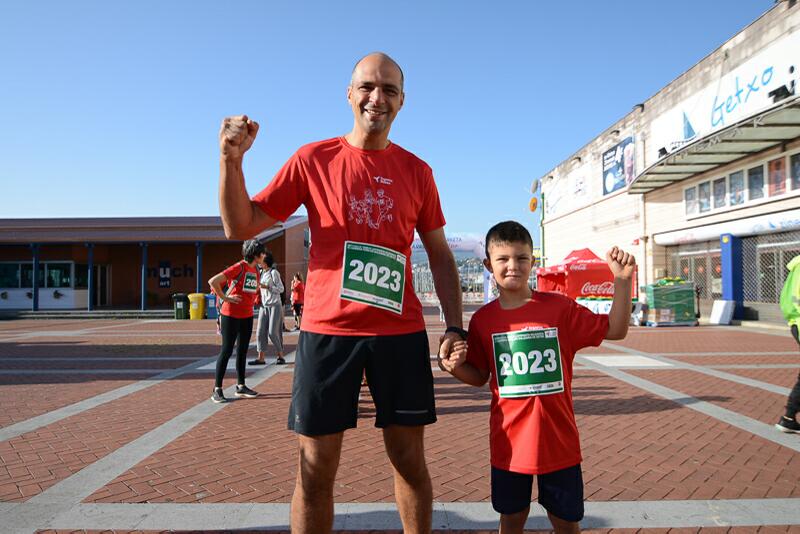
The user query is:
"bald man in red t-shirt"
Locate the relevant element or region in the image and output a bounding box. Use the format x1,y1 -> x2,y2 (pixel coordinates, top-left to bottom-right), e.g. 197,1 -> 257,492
218,52 -> 463,534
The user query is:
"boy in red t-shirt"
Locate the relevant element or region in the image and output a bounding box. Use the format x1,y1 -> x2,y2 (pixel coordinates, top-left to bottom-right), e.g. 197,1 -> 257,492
441,221 -> 636,534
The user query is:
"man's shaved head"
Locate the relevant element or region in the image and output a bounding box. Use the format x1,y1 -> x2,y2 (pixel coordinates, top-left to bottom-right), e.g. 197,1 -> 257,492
351,52 -> 404,90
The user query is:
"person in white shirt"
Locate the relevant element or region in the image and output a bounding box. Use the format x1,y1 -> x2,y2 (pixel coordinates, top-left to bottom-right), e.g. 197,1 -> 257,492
250,251 -> 286,365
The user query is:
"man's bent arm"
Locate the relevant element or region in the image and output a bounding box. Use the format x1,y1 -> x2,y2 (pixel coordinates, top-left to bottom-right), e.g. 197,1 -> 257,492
420,227 -> 462,329
219,156 -> 276,239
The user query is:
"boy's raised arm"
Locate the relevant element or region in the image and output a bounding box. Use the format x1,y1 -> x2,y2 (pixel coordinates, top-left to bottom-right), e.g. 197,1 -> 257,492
605,246 -> 636,340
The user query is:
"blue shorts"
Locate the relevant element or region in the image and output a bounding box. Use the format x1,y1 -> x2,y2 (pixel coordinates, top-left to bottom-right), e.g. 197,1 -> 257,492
491,464 -> 584,522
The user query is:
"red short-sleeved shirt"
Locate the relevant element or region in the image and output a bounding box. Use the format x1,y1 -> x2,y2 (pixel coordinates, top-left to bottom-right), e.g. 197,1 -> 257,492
291,280 -> 305,305
252,137 -> 445,336
220,261 -> 260,319
466,292 -> 609,474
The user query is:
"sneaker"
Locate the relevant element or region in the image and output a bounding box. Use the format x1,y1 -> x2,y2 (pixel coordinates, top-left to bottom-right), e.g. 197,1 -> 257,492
235,385 -> 259,398
276,357 -> 286,365
248,359 -> 266,366
775,416 -> 800,433
211,389 -> 227,404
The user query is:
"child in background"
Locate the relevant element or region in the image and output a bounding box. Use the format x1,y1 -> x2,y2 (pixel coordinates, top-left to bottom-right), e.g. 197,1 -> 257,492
290,272 -> 305,331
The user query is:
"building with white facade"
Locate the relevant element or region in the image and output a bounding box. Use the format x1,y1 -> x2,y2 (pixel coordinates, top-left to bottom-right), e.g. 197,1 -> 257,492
538,1 -> 800,322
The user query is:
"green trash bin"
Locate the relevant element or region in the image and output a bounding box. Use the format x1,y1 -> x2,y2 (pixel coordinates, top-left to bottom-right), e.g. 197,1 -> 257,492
172,293 -> 190,320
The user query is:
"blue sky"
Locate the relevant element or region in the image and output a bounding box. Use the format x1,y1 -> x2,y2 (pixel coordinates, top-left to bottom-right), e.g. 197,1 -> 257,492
0,1 -> 773,244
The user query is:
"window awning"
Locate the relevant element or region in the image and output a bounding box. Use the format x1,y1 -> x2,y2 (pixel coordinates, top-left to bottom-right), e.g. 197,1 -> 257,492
629,95 -> 800,194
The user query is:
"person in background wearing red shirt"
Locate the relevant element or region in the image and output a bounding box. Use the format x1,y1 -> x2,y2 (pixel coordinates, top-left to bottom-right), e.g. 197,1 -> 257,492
440,221 -> 636,534
290,272 -> 305,331
217,52 -> 463,534
207,239 -> 266,404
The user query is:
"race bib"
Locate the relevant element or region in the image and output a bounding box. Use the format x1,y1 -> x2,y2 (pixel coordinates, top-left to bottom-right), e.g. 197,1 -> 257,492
242,272 -> 259,293
492,328 -> 564,398
340,241 -> 405,314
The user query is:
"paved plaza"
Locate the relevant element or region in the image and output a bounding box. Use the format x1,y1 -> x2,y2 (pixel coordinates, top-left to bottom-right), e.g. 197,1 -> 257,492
0,308 -> 798,533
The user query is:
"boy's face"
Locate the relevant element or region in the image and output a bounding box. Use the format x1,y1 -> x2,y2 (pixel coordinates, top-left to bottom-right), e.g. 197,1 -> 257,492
483,240 -> 533,292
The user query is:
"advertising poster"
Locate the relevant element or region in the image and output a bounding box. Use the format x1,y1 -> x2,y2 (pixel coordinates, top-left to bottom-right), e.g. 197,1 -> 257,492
602,137 -> 634,195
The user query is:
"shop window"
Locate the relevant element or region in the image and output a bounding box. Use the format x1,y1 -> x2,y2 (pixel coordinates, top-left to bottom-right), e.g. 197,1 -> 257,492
768,157 -> 786,196
698,181 -> 711,213
712,178 -> 726,209
791,153 -> 800,191
21,264 -> 45,288
75,264 -> 89,289
0,264 -> 20,288
729,171 -> 744,206
46,263 -> 72,288
748,165 -> 764,201
684,187 -> 697,216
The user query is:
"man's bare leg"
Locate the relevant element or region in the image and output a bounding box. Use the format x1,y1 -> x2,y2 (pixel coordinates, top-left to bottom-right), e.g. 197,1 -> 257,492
290,432 -> 344,534
383,425 -> 432,534
499,507 -> 529,534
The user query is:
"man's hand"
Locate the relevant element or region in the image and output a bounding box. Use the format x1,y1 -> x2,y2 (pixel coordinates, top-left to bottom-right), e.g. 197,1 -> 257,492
225,294 -> 243,304
606,246 -> 636,280
438,332 -> 466,373
219,115 -> 260,160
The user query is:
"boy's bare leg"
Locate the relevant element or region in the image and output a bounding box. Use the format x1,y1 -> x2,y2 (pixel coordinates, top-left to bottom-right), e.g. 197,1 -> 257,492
548,511 -> 580,534
291,432 -> 344,534
383,425 -> 432,534
499,507 -> 529,534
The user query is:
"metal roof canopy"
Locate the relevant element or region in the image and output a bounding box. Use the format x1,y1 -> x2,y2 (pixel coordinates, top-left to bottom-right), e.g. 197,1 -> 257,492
630,95 -> 800,194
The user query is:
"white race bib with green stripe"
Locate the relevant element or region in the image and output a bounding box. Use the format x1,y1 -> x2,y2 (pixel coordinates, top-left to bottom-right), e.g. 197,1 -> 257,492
340,241 -> 406,314
492,328 -> 564,398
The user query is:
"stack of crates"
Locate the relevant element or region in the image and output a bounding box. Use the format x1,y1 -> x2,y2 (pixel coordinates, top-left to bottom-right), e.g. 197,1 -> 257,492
644,281 -> 697,327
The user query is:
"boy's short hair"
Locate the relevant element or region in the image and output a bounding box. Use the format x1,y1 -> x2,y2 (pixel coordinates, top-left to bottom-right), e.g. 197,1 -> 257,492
242,239 -> 266,263
264,251 -> 275,267
484,221 -> 533,258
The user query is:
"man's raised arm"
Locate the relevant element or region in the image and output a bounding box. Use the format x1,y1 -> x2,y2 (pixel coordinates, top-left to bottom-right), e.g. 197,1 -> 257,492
218,115 -> 276,239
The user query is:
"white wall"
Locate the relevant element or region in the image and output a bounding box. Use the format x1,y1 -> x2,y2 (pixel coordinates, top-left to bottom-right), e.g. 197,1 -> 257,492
0,289 -> 89,310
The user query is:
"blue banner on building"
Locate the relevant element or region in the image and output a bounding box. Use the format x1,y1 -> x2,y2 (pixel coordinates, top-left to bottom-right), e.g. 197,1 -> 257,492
602,136 -> 635,195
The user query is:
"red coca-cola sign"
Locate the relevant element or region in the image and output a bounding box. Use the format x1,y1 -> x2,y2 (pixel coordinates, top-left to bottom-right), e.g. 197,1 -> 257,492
580,281 -> 615,296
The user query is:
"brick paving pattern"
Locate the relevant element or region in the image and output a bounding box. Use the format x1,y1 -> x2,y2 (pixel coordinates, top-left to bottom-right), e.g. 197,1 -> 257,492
2,316 -> 799,531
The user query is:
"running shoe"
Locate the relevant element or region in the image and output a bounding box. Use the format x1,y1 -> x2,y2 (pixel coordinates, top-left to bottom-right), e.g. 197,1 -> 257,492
235,385 -> 259,398
211,389 -> 227,404
248,359 -> 266,366
276,357 -> 287,365
775,416 -> 800,433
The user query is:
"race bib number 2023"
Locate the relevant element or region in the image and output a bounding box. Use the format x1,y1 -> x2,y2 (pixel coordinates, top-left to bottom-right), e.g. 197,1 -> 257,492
340,241 -> 406,314
492,328 -> 564,398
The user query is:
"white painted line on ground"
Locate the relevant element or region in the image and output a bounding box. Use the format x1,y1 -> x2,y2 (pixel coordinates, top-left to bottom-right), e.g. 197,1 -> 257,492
3,499 -> 800,532
601,341 -> 791,396
576,356 -> 800,453
27,351 -> 295,506
581,355 -> 673,368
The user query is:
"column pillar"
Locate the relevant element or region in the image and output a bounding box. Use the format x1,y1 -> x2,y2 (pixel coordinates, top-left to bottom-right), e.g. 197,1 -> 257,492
720,233 -> 744,319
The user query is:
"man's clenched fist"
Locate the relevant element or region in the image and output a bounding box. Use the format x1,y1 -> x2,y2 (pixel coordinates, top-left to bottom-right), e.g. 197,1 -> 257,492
219,115 -> 260,160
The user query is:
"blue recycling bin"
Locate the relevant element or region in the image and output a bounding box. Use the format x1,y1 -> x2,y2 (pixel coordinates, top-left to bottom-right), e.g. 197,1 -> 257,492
205,293 -> 218,319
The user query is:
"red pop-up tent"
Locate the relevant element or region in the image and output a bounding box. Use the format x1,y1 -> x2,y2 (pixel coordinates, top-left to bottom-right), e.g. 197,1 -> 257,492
536,248 -> 635,299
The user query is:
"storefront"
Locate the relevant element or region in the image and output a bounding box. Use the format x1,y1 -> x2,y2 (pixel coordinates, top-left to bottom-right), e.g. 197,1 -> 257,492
537,2 -> 800,322
0,216 -> 309,311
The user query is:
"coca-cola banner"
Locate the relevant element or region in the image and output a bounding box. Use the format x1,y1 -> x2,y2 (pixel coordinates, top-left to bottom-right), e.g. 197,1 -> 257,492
580,281 -> 615,297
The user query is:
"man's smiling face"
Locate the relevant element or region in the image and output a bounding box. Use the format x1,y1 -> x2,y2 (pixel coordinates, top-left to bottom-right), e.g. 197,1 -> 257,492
347,54 -> 404,139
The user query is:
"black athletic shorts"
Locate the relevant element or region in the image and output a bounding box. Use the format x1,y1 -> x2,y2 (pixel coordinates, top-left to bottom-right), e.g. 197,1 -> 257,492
491,464 -> 584,522
288,330 -> 437,435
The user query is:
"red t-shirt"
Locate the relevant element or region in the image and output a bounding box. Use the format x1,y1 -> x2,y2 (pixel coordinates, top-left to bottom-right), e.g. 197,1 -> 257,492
291,280 -> 305,305
220,261 -> 260,319
466,292 -> 609,475
252,137 -> 445,335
